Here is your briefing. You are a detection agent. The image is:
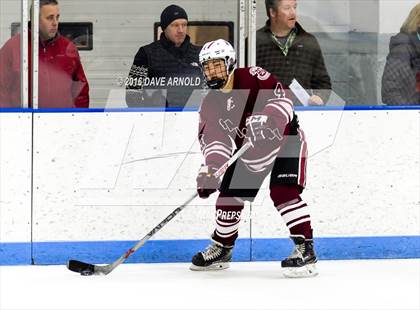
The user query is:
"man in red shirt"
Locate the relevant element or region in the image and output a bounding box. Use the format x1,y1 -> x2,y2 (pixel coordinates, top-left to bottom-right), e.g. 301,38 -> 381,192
190,39 -> 318,278
0,0 -> 89,108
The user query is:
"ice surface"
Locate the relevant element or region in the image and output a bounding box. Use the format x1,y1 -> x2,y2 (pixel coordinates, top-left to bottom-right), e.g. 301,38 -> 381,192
1,259 -> 419,310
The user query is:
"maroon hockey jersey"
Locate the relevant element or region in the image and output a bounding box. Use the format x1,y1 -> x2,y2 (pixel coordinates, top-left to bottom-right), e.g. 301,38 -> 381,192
199,66 -> 298,173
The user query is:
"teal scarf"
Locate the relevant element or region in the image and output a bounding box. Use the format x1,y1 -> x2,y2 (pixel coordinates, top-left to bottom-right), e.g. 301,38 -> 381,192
271,28 -> 297,56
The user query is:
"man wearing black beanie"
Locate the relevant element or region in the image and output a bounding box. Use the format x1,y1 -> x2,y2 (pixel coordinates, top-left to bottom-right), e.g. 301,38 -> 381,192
160,5 -> 188,30
126,4 -> 203,108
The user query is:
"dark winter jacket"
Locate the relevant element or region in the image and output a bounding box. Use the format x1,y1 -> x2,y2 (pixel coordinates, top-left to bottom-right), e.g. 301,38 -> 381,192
381,31 -> 420,105
0,31 -> 89,108
255,21 -> 331,105
125,33 -> 203,108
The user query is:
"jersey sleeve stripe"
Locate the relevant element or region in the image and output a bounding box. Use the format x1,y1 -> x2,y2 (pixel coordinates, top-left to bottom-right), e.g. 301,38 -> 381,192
203,144 -> 232,157
205,150 -> 231,160
243,156 -> 277,172
240,146 -> 281,172
240,146 -> 281,165
265,103 -> 292,123
204,140 -> 232,150
267,97 -> 294,117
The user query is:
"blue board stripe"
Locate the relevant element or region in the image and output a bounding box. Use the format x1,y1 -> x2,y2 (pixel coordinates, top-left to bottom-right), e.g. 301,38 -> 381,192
1,105 -> 420,113
1,236 -> 419,265
251,236 -> 420,261
30,239 -> 251,266
0,242 -> 32,265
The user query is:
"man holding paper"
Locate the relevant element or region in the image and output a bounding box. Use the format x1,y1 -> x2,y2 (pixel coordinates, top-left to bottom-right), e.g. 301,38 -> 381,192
256,0 -> 331,106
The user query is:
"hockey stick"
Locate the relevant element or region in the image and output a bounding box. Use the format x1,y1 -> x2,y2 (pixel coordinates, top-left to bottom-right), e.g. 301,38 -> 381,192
67,141 -> 252,276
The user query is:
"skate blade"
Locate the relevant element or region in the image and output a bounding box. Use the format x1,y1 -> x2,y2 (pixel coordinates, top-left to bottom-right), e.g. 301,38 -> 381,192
189,262 -> 230,271
283,263 -> 318,278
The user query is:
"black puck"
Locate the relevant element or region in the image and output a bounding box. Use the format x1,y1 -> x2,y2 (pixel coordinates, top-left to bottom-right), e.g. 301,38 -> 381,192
67,260 -> 95,276
80,269 -> 94,276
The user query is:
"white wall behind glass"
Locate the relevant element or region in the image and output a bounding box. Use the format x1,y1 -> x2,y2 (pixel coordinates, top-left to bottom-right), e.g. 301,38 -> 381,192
379,0 -> 418,34
0,0 -> 23,46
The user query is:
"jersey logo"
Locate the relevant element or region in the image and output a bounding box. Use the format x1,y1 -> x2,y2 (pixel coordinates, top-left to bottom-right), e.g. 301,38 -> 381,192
219,118 -> 247,138
227,96 -> 235,111
249,66 -> 270,80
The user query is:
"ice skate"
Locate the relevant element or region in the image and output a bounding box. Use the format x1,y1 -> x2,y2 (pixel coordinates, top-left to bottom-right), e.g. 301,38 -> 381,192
281,235 -> 318,278
190,241 -> 233,271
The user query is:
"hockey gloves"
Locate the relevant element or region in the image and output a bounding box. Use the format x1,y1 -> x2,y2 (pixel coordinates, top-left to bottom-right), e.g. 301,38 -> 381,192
196,165 -> 220,198
246,114 -> 280,145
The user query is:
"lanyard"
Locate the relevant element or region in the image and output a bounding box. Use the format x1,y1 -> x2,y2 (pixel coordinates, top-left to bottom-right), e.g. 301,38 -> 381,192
271,28 -> 297,56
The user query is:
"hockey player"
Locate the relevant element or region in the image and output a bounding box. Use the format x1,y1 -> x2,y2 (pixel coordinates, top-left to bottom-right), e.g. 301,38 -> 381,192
191,39 -> 317,278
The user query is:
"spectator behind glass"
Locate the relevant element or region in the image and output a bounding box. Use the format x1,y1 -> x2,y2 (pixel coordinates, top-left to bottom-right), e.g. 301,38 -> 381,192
255,0 -> 331,106
125,4 -> 203,108
417,71 -> 420,94
0,0 -> 89,108
381,4 -> 420,106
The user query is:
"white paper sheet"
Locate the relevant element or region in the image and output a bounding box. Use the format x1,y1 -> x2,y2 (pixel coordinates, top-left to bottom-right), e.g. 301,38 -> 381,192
289,78 -> 310,106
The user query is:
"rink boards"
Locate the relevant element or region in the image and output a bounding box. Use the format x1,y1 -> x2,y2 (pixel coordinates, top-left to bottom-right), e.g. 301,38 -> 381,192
0,107 -> 419,265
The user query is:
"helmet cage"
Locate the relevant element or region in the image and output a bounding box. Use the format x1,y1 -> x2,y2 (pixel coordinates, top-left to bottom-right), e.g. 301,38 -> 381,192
199,39 -> 236,88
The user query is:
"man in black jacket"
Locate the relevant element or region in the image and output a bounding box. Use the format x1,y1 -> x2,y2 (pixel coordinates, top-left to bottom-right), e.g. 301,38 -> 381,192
125,5 -> 203,108
256,0 -> 331,106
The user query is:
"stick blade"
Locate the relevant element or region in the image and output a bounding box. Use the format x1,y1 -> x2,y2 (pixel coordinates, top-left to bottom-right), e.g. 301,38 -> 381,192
67,259 -> 95,276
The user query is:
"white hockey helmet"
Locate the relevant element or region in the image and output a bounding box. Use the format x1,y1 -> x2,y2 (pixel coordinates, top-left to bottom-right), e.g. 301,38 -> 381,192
199,39 -> 237,88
